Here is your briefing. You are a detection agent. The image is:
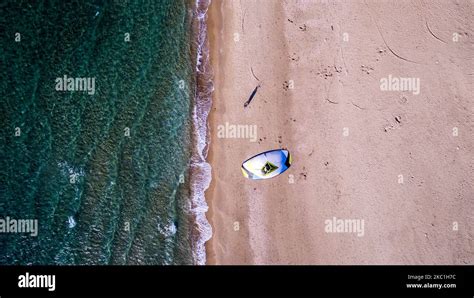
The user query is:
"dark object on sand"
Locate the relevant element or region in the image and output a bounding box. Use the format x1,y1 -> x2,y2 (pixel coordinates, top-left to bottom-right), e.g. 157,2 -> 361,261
244,85 -> 260,108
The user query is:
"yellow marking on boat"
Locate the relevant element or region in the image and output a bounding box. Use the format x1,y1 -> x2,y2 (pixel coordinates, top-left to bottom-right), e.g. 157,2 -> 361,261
241,168 -> 249,178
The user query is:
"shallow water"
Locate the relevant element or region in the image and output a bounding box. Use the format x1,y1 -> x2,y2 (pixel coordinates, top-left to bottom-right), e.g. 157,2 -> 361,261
0,0 -> 206,265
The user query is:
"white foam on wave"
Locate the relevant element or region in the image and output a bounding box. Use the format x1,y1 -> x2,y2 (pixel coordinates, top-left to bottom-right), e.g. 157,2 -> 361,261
68,216 -> 76,229
189,0 -> 213,265
157,220 -> 177,238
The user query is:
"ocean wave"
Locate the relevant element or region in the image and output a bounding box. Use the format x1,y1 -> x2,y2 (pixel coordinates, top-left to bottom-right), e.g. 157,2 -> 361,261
189,0 -> 213,265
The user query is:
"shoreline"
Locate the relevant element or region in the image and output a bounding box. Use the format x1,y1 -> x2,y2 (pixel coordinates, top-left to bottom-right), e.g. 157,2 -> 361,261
189,0 -> 213,265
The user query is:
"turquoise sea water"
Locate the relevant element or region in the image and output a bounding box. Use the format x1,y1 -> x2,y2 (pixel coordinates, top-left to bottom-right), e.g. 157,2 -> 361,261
0,0 -> 210,265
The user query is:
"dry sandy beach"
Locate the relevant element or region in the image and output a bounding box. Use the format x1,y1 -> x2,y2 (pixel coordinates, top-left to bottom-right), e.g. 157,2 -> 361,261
205,0 -> 473,264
